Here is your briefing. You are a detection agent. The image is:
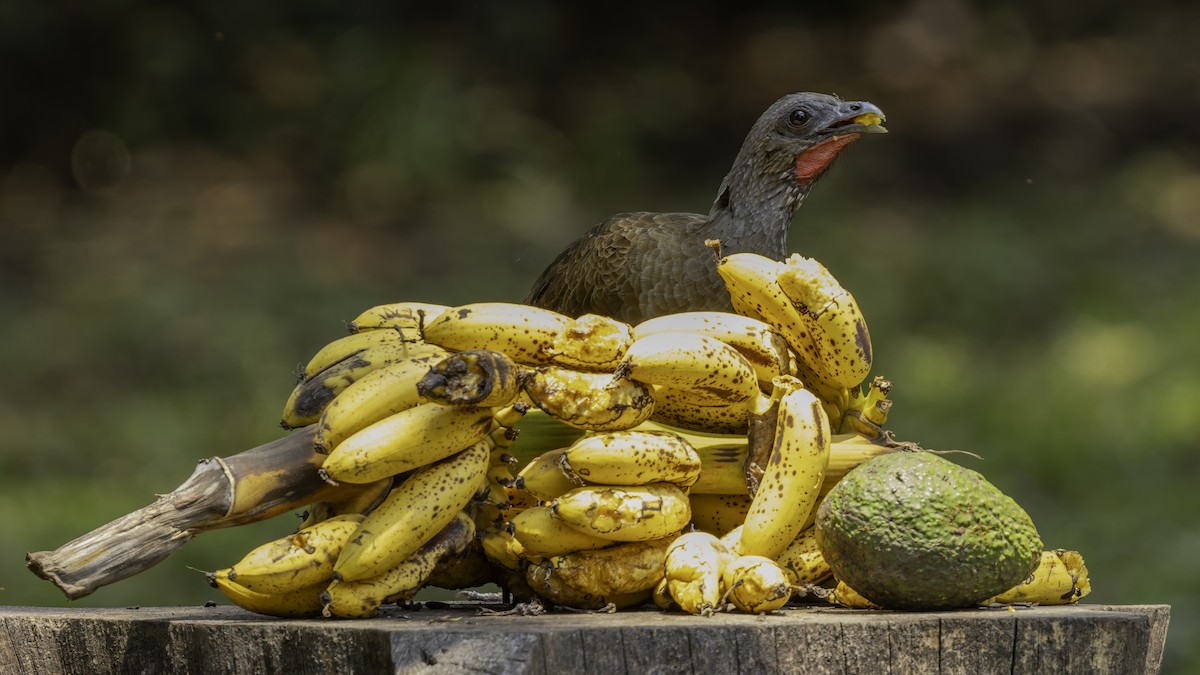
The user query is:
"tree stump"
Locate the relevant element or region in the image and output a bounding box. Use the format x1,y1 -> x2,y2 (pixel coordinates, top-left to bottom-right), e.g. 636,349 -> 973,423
0,603 -> 1169,674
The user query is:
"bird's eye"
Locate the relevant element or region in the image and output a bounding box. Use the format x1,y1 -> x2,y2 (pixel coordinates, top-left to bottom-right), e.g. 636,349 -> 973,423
789,109 -> 810,126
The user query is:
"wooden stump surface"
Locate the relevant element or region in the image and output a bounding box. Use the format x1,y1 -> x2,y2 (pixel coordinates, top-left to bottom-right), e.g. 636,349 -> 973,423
0,603 -> 1169,675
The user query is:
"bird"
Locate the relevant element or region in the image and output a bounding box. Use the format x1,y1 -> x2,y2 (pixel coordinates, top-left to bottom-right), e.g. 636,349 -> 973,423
524,92 -> 886,325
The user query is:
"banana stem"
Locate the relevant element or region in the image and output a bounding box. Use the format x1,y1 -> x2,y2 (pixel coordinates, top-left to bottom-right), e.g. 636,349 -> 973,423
26,427 -> 339,600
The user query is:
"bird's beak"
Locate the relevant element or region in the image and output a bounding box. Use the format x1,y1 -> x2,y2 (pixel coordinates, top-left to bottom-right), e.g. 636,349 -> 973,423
824,102 -> 888,136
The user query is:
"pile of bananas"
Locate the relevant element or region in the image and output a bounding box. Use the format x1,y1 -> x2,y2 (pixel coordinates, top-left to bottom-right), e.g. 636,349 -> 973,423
205,252 -> 1089,618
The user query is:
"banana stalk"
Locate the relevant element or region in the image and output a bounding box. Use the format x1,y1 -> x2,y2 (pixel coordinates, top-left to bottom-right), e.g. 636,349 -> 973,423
27,428 -> 336,599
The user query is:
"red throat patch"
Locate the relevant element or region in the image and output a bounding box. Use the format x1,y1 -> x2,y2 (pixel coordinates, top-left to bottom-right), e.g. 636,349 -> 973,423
794,133 -> 863,185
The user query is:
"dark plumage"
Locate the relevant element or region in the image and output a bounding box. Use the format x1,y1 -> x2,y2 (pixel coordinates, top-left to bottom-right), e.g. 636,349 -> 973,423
524,92 -> 885,325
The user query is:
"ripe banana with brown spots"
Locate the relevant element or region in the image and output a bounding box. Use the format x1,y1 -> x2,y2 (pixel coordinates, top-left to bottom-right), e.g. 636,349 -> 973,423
776,253 -> 872,390
633,311 -> 793,391
217,514 -> 364,595
322,512 -> 475,618
422,303 -> 633,371
283,333 -> 445,428
320,403 -> 493,484
209,573 -> 326,618
984,549 -> 1090,605
774,526 -> 832,587
347,301 -> 447,335
717,252 -> 867,395
332,441 -> 488,582
560,430 -> 702,487
313,356 -> 443,453
647,384 -> 757,434
513,448 -> 578,501
506,504 -> 612,560
617,332 -> 759,405
736,375 -> 831,559
550,482 -> 690,542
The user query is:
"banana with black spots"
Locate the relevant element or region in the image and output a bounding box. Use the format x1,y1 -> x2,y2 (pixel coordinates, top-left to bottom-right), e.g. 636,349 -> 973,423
218,514 -> 364,594
736,375 -> 831,560
320,403 -> 493,484
348,301 -> 448,335
560,430 -> 701,487
776,253 -> 872,390
633,311 -> 792,391
322,512 -> 475,618
332,441 -> 488,582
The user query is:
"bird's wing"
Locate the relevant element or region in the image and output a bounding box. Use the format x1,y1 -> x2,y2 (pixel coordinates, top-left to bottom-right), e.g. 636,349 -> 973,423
524,211 -> 714,323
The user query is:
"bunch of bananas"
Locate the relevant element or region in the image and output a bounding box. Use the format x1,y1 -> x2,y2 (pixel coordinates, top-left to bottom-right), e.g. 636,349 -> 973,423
204,251 -> 1089,618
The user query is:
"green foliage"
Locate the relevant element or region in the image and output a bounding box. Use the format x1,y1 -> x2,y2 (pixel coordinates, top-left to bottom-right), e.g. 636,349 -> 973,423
2,2 -> 1197,671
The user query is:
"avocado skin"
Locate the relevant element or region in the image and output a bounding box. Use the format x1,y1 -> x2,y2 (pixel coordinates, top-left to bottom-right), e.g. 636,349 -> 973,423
815,452 -> 1042,610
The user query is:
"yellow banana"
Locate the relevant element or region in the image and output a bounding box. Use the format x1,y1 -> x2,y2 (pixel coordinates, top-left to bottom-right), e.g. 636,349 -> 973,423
209,573 -> 325,618
648,385 -> 757,434
716,253 -> 848,394
299,326 -> 417,382
560,431 -> 702,487
493,400 -> 531,429
829,580 -> 880,609
521,366 -> 653,431
776,253 -> 872,389
417,349 -> 524,408
688,494 -> 752,537
548,536 -> 672,597
722,555 -> 792,613
322,512 -> 475,618
617,332 -> 759,405
737,376 -> 830,559
634,420 -> 750,494
633,311 -> 792,391
333,441 -> 488,582
283,338 -> 446,428
320,403 -> 493,484
774,526 -> 831,586
507,504 -> 612,559
513,448 -> 578,501
313,356 -> 442,453
479,526 -> 524,572
664,531 -> 733,616
985,549 -> 1091,605
348,301 -> 447,335
838,376 -> 893,439
478,449 -> 517,510
550,482 -> 690,542
421,302 -> 570,365
222,514 -> 364,594
298,477 -> 393,528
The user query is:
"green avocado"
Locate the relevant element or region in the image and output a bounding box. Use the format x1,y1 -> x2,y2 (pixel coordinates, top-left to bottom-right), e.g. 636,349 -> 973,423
815,451 -> 1042,610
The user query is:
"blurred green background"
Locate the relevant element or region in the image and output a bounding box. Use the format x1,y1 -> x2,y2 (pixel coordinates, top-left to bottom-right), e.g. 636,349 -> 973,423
2,1 -> 1197,671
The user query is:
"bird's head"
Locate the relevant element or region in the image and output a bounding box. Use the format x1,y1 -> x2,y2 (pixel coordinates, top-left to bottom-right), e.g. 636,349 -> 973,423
739,92 -> 887,192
